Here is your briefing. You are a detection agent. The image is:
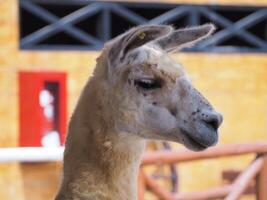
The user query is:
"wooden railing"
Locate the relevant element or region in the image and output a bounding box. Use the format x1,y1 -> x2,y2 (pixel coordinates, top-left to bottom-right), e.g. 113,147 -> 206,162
139,142 -> 267,200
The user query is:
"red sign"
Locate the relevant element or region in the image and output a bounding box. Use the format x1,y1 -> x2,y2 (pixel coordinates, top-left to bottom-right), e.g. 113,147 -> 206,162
19,71 -> 67,147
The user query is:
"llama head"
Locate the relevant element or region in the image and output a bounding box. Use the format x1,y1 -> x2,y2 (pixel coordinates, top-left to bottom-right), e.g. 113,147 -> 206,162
96,24 -> 222,151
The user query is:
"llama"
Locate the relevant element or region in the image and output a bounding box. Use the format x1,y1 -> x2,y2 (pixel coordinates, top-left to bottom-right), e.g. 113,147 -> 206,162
55,24 -> 223,200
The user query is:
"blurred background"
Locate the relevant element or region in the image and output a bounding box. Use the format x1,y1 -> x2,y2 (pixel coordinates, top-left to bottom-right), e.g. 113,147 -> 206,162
0,0 -> 267,199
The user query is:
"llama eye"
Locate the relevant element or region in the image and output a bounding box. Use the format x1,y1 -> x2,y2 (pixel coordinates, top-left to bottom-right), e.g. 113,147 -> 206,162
134,78 -> 162,90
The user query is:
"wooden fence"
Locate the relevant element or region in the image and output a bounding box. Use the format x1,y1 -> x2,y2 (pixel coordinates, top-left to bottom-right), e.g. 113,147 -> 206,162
0,142 -> 266,199
139,142 -> 267,200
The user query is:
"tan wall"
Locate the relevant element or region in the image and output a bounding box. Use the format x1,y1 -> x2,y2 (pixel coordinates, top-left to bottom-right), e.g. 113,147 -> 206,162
0,0 -> 267,199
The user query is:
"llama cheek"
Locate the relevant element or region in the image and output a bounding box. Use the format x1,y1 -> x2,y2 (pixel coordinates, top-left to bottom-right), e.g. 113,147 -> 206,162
144,106 -> 177,132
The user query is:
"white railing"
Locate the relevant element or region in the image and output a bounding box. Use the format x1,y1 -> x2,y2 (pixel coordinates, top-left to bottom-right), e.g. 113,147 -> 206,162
0,147 -> 64,163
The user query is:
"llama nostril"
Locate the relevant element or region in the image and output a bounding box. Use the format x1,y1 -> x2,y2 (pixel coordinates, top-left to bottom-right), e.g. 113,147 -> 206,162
169,107 -> 177,116
204,117 -> 219,130
201,111 -> 222,130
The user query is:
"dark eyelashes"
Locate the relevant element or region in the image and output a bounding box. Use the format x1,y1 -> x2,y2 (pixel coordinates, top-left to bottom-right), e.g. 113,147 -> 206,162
134,78 -> 162,90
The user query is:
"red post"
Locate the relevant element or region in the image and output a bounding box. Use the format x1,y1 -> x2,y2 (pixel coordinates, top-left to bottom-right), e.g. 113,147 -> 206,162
225,157 -> 263,200
256,154 -> 267,200
144,173 -> 174,200
138,169 -> 145,200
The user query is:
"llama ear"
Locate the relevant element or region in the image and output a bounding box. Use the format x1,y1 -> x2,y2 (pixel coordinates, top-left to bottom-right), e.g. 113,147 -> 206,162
156,24 -> 215,52
108,25 -> 173,67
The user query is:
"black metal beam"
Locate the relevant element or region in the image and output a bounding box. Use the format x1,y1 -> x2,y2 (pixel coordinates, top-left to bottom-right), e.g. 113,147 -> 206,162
148,6 -> 189,25
19,0 -> 267,53
197,7 -> 267,49
20,0 -> 103,48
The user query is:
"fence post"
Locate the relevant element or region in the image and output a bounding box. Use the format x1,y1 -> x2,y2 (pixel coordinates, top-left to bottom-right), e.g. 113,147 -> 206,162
138,169 -> 145,200
256,154 -> 267,200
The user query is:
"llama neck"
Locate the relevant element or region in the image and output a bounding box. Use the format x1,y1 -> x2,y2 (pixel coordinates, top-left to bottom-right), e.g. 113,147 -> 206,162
56,81 -> 146,200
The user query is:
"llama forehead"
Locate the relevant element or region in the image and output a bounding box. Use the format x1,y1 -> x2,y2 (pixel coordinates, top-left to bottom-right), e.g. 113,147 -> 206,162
125,45 -> 186,80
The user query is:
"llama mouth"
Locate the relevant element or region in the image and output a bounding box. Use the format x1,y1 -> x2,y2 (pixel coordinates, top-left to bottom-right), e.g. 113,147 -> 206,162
180,129 -> 209,151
